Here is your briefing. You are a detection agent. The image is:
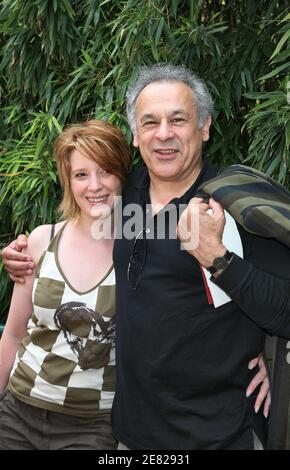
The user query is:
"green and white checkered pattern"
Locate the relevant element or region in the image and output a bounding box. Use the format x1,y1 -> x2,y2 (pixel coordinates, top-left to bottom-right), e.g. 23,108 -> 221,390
9,228 -> 116,417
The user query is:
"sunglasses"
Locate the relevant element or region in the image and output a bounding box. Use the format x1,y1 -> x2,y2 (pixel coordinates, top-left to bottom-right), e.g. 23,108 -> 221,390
127,228 -> 149,290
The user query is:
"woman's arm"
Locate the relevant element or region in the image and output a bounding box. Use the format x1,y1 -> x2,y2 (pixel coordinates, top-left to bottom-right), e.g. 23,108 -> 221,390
0,225 -> 51,391
0,275 -> 34,391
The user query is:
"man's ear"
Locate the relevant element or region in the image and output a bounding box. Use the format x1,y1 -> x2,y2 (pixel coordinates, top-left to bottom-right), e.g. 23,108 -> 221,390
202,115 -> 211,142
133,132 -> 139,148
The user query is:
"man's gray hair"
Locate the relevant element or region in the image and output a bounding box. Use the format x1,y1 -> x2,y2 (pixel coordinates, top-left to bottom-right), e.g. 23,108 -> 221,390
126,63 -> 214,132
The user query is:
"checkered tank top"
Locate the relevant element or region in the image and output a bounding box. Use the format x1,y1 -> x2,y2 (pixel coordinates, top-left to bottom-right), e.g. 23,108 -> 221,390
9,224 -> 116,416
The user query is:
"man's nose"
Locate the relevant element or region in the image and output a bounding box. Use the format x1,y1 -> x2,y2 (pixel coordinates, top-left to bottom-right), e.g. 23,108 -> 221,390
155,120 -> 174,141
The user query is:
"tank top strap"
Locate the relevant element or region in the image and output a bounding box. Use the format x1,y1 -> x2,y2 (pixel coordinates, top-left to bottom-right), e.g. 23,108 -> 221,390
34,222 -> 67,277
46,222 -> 67,254
50,224 -> 55,241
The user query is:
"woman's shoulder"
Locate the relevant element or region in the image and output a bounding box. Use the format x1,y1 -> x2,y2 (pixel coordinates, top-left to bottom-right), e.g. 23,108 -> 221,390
26,221 -> 66,263
30,221 -> 66,238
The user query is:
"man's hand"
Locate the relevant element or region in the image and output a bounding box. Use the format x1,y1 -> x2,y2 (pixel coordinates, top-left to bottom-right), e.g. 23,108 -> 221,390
247,354 -> 271,418
177,197 -> 226,268
1,235 -> 34,283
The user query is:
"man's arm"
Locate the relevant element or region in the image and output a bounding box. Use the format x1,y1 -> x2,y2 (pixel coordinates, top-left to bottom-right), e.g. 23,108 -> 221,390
177,197 -> 290,338
177,197 -> 286,418
1,235 -> 35,283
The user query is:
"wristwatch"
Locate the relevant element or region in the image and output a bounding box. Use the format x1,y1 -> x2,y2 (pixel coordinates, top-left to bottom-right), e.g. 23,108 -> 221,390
206,250 -> 233,275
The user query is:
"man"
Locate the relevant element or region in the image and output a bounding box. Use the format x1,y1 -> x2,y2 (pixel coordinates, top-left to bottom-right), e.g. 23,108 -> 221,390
112,64 -> 290,450
2,64 -> 290,449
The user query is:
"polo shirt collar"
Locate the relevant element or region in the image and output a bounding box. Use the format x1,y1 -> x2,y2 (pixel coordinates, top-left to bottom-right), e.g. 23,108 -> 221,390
132,157 -> 216,205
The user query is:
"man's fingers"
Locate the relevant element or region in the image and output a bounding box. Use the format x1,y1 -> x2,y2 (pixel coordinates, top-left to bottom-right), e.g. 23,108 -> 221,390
8,253 -> 33,262
188,201 -> 209,215
5,260 -> 34,271
189,197 -> 206,205
9,274 -> 25,284
177,203 -> 203,251
16,234 -> 29,247
2,250 -> 33,263
7,268 -> 33,277
208,198 -> 224,215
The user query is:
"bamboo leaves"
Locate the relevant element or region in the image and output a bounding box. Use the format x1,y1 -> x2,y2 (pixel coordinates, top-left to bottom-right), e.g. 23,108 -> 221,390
0,0 -> 289,321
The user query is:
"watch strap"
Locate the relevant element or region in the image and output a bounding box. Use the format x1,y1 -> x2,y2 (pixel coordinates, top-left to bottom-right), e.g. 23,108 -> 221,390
206,250 -> 233,274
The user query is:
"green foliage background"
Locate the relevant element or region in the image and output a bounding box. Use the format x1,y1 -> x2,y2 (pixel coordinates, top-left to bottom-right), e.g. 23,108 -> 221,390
0,0 -> 289,321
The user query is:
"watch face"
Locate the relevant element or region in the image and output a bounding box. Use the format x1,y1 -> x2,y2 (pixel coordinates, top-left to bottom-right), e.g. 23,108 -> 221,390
207,251 -> 232,274
213,257 -> 228,270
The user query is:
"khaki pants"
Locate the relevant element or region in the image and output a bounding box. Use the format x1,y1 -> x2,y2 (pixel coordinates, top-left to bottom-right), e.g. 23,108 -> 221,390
0,389 -> 116,450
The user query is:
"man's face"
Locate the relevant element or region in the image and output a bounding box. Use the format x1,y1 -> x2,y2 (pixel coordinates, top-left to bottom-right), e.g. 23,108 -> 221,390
133,81 -> 211,184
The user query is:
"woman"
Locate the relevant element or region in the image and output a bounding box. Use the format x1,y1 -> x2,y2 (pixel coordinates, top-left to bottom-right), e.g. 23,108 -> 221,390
0,120 -> 131,450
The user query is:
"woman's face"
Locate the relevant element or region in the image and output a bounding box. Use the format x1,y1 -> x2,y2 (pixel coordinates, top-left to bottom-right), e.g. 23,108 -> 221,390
69,149 -> 122,221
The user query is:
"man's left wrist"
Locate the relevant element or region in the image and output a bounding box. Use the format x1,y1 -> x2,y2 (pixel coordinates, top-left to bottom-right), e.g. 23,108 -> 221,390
205,249 -> 233,275
203,246 -> 227,269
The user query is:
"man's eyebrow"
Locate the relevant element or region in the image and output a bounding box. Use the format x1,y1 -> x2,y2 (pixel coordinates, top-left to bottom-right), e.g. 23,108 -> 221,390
140,113 -> 156,123
172,110 -> 187,115
140,110 -> 188,123
171,110 -> 190,117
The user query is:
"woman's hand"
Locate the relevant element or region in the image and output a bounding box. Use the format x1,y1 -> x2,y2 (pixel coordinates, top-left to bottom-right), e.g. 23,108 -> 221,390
247,354 -> 271,418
